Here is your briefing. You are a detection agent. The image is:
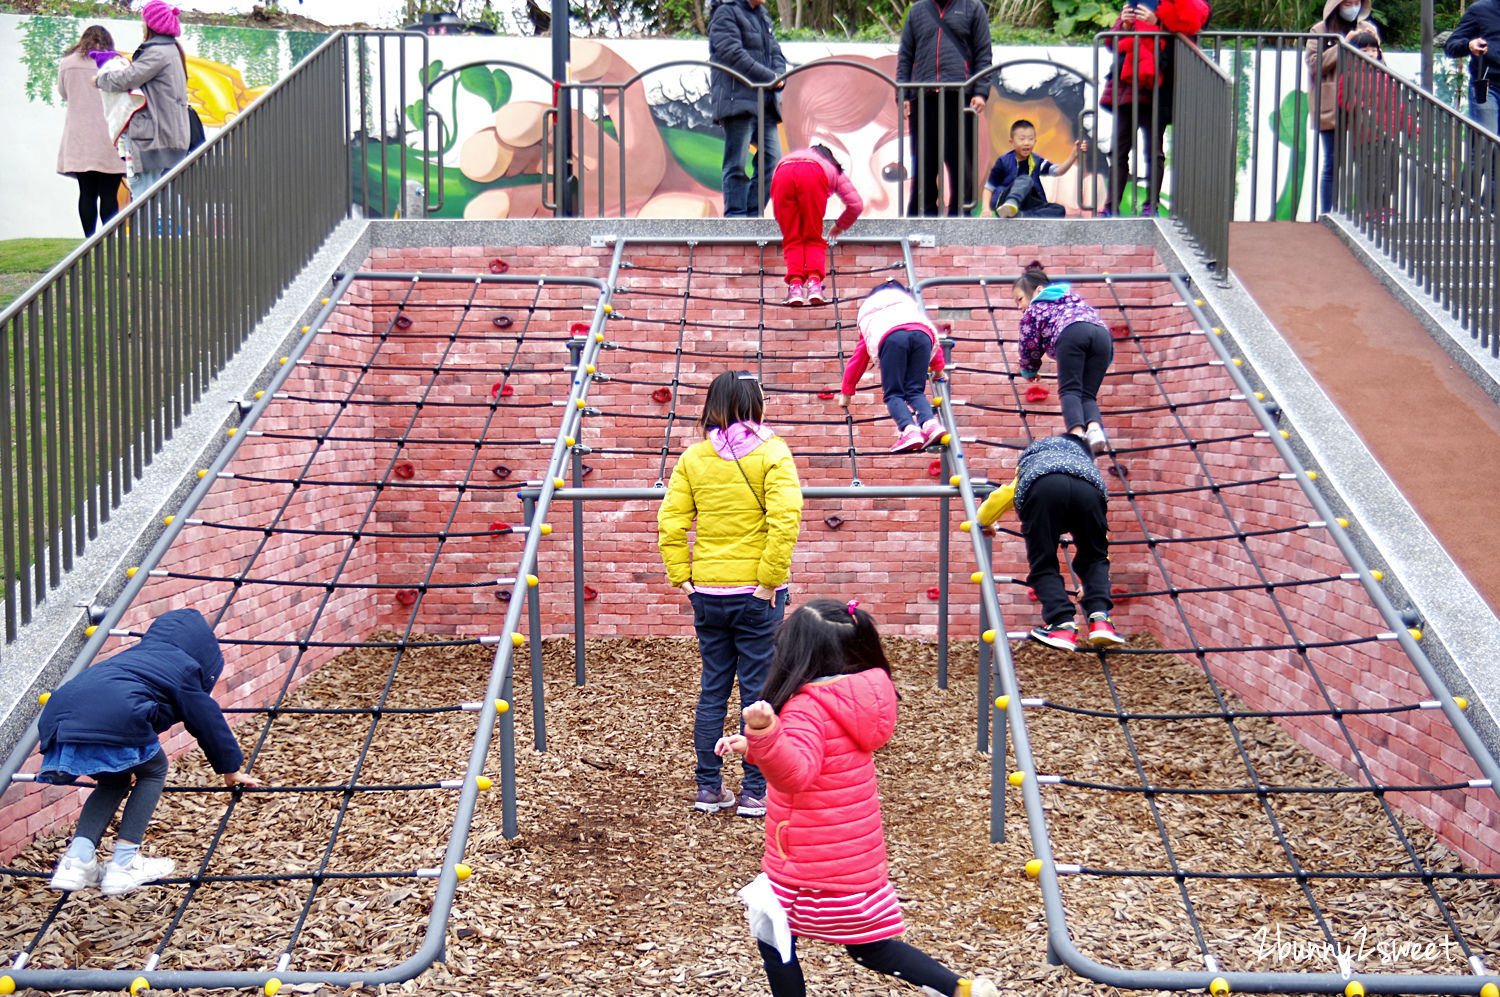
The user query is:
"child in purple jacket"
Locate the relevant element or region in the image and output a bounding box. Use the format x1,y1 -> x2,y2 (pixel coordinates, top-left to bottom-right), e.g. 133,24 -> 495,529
1014,261 -> 1113,453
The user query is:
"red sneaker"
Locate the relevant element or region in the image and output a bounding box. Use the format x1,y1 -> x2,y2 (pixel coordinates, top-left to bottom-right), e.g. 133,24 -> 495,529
1029,621 -> 1078,650
1087,613 -> 1126,647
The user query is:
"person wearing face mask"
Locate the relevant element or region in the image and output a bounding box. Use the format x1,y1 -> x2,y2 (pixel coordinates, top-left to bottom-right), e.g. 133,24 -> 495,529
1307,0 -> 1380,213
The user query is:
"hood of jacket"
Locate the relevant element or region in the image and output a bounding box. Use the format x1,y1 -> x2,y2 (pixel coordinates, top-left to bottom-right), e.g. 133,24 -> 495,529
1035,281 -> 1072,301
709,421 -> 775,460
1322,0 -> 1372,23
142,608 -> 224,691
796,667 -> 897,753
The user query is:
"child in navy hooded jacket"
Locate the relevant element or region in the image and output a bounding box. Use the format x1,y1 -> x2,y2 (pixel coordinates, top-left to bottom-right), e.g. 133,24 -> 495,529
38,608 -> 257,896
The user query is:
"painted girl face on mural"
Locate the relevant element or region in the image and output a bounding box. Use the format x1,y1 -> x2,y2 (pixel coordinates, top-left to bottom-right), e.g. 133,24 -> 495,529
781,55 -> 904,214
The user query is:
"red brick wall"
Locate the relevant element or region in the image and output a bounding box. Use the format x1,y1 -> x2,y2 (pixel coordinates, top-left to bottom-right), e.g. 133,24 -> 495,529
5,238 -> 1494,876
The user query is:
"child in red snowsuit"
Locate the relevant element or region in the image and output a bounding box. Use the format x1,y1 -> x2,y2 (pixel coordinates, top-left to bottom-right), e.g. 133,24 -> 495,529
769,144 -> 864,307
717,598 -> 1000,997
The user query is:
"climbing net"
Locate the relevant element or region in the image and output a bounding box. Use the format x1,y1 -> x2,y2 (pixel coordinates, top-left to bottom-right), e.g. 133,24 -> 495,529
0,235 -> 1496,997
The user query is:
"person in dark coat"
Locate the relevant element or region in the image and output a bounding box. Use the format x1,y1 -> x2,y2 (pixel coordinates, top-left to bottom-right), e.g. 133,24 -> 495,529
896,0 -> 993,216
709,0 -> 787,217
38,608 -> 257,897
1444,0 -> 1500,136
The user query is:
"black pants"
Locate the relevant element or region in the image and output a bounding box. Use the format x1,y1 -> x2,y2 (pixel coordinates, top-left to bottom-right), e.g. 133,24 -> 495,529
75,750 -> 168,846
994,174 -> 1065,217
75,171 -> 123,237
1021,473 -> 1113,625
759,938 -> 961,996
907,90 -> 977,217
1110,94 -> 1167,214
1054,321 -> 1112,432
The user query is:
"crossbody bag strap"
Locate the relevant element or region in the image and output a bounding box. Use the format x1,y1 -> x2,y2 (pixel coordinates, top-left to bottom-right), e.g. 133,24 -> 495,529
732,454 -> 767,514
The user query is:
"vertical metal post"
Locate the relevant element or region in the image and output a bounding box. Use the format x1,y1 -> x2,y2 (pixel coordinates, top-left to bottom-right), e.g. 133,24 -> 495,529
976,596 -> 991,753
573,446 -> 587,686
938,489 -> 950,690
990,696 -> 1006,843
522,493 -> 547,751
552,0 -> 575,217
501,669 -> 517,837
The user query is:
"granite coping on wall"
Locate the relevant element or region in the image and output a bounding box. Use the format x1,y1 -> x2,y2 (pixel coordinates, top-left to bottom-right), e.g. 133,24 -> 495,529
1158,220 -> 1500,762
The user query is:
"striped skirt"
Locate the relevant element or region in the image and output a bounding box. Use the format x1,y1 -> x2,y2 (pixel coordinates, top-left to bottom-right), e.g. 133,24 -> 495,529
769,879 -> 906,945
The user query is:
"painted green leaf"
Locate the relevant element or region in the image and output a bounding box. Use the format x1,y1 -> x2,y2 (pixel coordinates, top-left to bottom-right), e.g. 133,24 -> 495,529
418,59 -> 446,88
1272,90 -> 1308,146
660,126 -> 725,191
493,68 -> 513,108
460,64 -> 498,109
1270,92 -> 1309,219
406,98 -> 426,131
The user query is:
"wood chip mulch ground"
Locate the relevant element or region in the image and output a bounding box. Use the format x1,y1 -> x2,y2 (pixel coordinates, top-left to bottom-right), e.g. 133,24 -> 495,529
4,631 -> 1498,996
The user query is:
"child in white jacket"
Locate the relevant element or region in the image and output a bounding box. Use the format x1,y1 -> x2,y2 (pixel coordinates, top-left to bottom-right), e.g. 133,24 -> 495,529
838,282 -> 948,453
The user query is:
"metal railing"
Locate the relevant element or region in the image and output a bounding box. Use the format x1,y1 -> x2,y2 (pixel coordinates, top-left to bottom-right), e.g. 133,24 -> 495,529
1336,44 -> 1500,354
1171,35 -> 1236,271
1,34 -> 362,642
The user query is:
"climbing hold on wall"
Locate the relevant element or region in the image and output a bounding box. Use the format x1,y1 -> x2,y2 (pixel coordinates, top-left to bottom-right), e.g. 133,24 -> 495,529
926,586 -> 942,600
817,392 -> 836,400
823,515 -> 844,530
1027,589 -> 1038,601
492,315 -> 513,329
491,381 -> 515,399
493,465 -> 512,479
497,590 -> 512,602
938,322 -> 953,337
570,321 -> 590,336
583,584 -> 599,602
489,522 -> 511,535
394,313 -> 414,330
928,459 -> 943,477
1108,463 -> 1129,479
651,387 -> 673,403
1024,384 -> 1050,403
580,463 -> 595,478
488,259 -> 509,274
395,589 -> 419,606
1110,321 -> 1129,339
394,463 -> 416,480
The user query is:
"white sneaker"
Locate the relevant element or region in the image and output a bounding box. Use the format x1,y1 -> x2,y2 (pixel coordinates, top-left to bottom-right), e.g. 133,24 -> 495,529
100,854 -> 175,896
49,855 -> 101,892
1085,424 -> 1108,454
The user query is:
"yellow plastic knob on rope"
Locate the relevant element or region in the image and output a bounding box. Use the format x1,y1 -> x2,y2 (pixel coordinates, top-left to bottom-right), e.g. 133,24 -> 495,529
320,297 -> 330,305
981,629 -> 996,643
602,304 -> 613,314
540,524 -> 553,536
197,469 -> 208,478
1370,569 -> 1383,581
164,516 -> 174,526
1254,391 -> 1265,401
526,575 -> 539,588
1008,771 -> 1026,786
933,396 -> 944,407
576,399 -> 586,409
1478,982 -> 1497,997
960,521 -> 973,533
254,391 -> 264,400
970,571 -> 983,584
476,776 -> 492,791
264,979 -> 281,997
1306,470 -> 1318,481
0,976 -> 13,995
1231,358 -> 1243,367
84,625 -> 97,637
941,433 -> 952,445
553,477 -> 566,488
950,475 -> 961,486
226,428 -> 237,437
1408,628 -> 1423,641
1335,518 -> 1348,528
129,977 -> 150,996
496,699 -> 510,713
455,863 -> 473,881
1209,977 -> 1230,996
1279,430 -> 1290,439
1455,697 -> 1468,709
995,695 -> 1009,709
126,567 -> 138,578
1194,298 -> 1204,306
279,356 -> 289,365
1024,859 -> 1042,879
594,332 -> 605,342
511,633 -> 525,647
38,691 -> 51,706
1344,982 -> 1365,997
585,364 -> 596,374
1212,328 -> 1223,336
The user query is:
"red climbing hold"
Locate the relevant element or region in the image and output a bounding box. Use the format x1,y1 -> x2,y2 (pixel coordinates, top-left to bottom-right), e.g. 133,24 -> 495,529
583,585 -> 599,602
393,462 -> 415,480
493,465 -> 512,479
580,463 -> 595,478
491,381 -> 515,399
928,459 -> 943,477
488,522 -> 511,535
492,315 -> 513,330
817,391 -> 836,400
488,259 -> 509,274
394,313 -> 414,330
824,514 -> 844,530
497,589 -> 512,602
1108,463 -> 1129,479
938,322 -> 953,337
570,321 -> 591,336
926,586 -> 942,600
395,589 -> 418,606
651,387 -> 673,403
1110,321 -> 1130,340
1027,588 -> 1038,601
1024,384 -> 1050,403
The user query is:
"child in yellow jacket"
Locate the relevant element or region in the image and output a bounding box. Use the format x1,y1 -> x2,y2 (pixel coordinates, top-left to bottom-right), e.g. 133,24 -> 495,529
658,371 -> 804,817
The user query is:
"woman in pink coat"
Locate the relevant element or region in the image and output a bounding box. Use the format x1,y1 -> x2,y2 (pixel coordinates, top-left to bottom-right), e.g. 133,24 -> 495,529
57,24 -> 127,236
717,598 -> 999,997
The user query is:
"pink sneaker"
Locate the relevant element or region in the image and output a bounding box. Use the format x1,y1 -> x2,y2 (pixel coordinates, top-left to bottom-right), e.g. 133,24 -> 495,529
784,281 -> 806,307
804,277 -> 827,305
890,425 -> 924,452
919,418 -> 945,447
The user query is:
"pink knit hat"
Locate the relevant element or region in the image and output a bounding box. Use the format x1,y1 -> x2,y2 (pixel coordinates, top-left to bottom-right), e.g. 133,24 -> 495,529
141,0 -> 181,36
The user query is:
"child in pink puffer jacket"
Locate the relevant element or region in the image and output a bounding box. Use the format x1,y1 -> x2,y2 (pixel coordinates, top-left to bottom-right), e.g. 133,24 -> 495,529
769,144 -> 864,307
717,598 -> 999,997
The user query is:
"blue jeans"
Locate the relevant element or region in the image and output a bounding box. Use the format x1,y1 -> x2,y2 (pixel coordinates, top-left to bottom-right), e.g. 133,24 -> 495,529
878,326 -> 936,431
721,113 -> 782,217
690,588 -> 787,795
1319,128 -> 1337,214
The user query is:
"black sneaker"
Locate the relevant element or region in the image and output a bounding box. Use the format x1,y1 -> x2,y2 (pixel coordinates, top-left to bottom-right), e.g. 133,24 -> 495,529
736,791 -> 766,818
1029,621 -> 1079,651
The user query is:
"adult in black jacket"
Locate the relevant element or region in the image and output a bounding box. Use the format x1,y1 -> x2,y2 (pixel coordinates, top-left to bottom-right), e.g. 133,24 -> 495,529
39,608 -> 257,896
1444,0 -> 1500,135
709,0 -> 787,217
896,0 -> 993,216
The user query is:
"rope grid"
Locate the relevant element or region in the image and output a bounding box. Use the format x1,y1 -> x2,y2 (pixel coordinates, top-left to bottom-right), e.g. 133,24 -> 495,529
0,240 -> 1495,996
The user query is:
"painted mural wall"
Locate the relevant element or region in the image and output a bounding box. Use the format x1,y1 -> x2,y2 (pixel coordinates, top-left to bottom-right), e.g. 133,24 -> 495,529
5,13 -> 1445,238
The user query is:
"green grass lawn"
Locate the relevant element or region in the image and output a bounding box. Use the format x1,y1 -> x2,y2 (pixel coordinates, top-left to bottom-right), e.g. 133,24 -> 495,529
0,238 -> 80,311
